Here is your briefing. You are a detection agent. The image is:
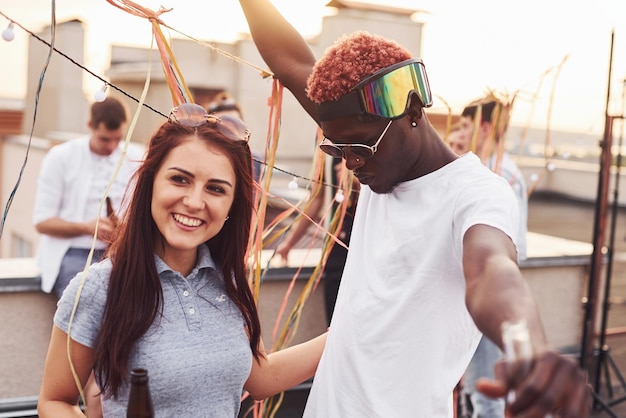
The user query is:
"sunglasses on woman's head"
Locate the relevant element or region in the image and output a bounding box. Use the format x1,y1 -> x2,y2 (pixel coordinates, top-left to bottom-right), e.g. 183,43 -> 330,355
168,103 -> 251,142
317,58 -> 432,122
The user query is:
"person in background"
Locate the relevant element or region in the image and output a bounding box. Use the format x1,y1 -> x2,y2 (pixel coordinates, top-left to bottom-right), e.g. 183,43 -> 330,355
275,156 -> 358,325
37,103 -> 326,417
460,99 -> 528,260
33,96 -> 143,298
447,126 -> 469,155
206,92 -> 263,183
452,98 -> 529,417
238,0 -> 590,416
32,96 -> 144,417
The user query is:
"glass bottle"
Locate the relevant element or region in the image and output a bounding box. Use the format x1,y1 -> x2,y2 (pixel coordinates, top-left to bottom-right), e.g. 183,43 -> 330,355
105,196 -> 119,227
501,321 -> 553,418
126,368 -> 154,418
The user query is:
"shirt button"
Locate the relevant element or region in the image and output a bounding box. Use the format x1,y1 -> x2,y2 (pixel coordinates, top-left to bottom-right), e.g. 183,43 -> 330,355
183,290 -> 190,297
189,308 -> 195,315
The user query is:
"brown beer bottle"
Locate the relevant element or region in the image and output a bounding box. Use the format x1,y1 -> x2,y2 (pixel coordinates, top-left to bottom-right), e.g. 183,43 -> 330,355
126,368 -> 154,418
105,196 -> 119,228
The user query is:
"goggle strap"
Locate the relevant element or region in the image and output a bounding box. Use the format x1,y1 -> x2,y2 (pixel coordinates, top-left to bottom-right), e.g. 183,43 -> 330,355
317,59 -> 431,121
317,90 -> 364,122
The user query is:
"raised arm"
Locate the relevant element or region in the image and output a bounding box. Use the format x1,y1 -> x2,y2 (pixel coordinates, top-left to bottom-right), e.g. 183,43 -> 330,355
463,224 -> 589,416
239,0 -> 319,122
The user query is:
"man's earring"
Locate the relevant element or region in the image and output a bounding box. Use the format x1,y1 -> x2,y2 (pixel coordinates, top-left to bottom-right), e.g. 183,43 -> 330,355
411,121 -> 418,127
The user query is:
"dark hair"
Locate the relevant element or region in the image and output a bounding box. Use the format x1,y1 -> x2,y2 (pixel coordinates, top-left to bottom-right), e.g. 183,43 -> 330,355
94,121 -> 260,398
461,100 -> 498,124
208,98 -> 243,117
207,92 -> 244,120
461,98 -> 509,144
90,97 -> 128,130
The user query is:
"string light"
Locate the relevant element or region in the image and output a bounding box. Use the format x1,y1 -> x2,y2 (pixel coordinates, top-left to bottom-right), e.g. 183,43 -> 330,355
2,22 -> 15,42
334,189 -> 345,203
288,177 -> 298,190
93,83 -> 108,102
546,162 -> 555,172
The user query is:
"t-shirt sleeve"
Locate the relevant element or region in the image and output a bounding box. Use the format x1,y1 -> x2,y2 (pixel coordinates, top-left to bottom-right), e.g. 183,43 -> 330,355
456,174 -> 520,248
54,261 -> 108,348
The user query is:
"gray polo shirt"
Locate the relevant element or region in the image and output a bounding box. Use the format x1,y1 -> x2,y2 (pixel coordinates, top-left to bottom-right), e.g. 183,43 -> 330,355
55,244 -> 252,417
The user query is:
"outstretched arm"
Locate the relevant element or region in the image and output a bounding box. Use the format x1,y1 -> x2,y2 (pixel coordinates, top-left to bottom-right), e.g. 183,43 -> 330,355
463,225 -> 542,349
463,224 -> 590,417
239,0 -> 320,122
244,333 -> 327,400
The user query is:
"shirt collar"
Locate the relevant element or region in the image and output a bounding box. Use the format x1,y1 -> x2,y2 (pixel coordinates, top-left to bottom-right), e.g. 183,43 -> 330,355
153,243 -> 217,276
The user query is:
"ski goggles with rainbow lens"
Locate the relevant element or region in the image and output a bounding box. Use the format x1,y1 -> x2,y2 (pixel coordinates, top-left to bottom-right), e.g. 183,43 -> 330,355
317,58 -> 432,122
168,103 -> 251,142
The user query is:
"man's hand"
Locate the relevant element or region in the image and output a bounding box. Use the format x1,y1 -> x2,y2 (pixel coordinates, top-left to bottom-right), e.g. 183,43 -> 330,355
83,217 -> 116,244
477,350 -> 591,417
274,242 -> 291,267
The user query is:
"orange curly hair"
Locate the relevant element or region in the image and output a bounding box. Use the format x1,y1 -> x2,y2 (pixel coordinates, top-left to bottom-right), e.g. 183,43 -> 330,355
306,31 -> 412,104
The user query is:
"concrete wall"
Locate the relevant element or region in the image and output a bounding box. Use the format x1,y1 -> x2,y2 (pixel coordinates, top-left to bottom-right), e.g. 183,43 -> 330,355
0,136 -> 51,258
0,236 -> 592,401
23,20 -> 89,139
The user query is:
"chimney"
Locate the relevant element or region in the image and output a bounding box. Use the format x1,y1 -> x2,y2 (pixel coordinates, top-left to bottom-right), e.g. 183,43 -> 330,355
22,19 -> 89,138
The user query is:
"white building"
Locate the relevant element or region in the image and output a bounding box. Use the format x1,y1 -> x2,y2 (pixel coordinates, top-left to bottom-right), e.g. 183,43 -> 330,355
0,1 -> 429,258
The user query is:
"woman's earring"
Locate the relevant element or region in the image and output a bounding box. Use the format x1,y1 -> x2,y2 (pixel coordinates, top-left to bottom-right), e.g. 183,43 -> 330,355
225,216 -> 230,221
411,121 -> 418,127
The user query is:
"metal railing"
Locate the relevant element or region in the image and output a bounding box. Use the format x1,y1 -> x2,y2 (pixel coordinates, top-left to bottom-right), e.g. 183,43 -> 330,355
0,396 -> 38,418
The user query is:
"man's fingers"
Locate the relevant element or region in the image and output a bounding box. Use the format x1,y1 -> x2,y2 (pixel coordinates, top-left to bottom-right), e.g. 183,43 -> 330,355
476,377 -> 507,398
557,379 -> 592,418
496,351 -> 591,418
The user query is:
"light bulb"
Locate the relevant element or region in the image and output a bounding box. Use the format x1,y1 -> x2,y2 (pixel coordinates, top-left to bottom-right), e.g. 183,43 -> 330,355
2,22 -> 15,42
546,162 -> 555,172
530,173 -> 539,182
94,84 -> 108,102
288,177 -> 298,190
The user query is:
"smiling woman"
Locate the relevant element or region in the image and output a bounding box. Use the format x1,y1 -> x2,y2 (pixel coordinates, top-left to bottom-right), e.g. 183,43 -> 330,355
36,103 -> 328,417
151,135 -> 237,276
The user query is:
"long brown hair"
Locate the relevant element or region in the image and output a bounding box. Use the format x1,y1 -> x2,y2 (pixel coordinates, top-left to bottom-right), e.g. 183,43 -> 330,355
94,121 -> 261,398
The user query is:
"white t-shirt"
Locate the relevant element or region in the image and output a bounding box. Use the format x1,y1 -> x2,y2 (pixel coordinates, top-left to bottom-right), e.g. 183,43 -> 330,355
303,154 -> 520,418
486,152 -> 528,260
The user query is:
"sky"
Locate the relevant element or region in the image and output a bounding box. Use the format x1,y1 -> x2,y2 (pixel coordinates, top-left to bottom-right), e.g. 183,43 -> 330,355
0,0 -> 626,137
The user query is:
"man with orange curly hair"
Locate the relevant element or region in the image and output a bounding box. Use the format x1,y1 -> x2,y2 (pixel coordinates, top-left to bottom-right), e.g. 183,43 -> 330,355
239,1 -> 590,417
